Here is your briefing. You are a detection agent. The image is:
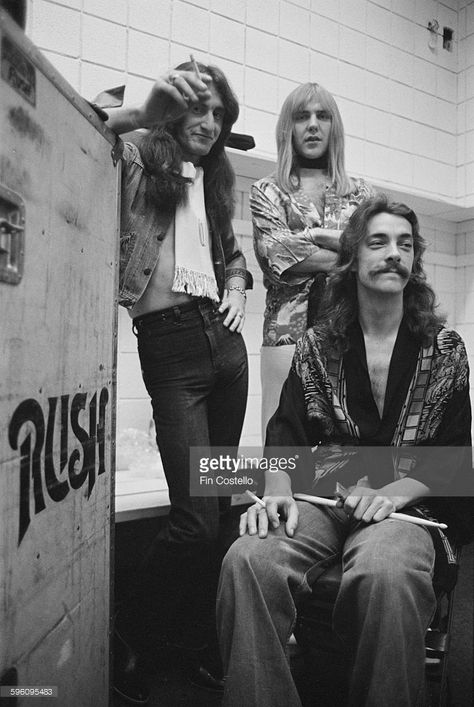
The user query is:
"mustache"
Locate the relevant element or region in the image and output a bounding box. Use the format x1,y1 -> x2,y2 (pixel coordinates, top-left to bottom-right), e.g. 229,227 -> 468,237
373,263 -> 410,278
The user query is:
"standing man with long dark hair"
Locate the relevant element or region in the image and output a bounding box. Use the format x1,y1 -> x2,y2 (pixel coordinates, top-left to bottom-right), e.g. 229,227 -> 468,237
103,61 -> 252,704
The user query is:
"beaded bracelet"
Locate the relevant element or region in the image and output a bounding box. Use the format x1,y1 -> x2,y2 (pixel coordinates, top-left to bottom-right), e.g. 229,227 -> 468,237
228,285 -> 247,299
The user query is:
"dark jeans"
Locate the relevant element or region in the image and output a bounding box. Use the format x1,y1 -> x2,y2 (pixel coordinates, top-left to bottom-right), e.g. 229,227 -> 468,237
124,299 -> 248,652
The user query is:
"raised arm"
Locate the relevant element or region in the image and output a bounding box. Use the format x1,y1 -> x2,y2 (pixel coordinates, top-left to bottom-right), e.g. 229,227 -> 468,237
105,70 -> 212,134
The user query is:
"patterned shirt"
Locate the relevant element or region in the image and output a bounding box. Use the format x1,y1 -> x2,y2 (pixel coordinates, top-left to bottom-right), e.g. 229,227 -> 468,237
251,174 -> 374,346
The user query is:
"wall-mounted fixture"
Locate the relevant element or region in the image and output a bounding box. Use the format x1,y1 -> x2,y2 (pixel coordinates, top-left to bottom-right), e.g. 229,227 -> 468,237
443,27 -> 454,52
427,20 -> 454,52
427,19 -> 439,50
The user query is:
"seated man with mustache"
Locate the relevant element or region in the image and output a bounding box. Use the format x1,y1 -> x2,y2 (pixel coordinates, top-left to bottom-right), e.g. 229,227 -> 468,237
217,195 -> 474,707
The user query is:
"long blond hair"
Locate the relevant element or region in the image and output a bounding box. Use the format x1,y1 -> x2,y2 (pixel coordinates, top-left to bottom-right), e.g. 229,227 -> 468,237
275,82 -> 352,196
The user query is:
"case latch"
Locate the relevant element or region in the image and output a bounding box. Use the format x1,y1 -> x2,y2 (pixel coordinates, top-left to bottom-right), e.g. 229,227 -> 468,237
0,184 -> 25,284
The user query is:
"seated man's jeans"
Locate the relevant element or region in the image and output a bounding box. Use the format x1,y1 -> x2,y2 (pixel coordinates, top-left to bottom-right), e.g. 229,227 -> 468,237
124,300 -> 248,652
217,502 -> 436,707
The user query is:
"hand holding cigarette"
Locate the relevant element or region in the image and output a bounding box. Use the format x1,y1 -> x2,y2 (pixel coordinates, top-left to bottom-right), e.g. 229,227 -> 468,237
246,490 -> 266,508
242,490 -> 298,538
131,57 -> 211,128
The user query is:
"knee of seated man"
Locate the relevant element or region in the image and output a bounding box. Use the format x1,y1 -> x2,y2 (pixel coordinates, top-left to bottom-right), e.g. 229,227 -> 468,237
221,533 -> 285,583
343,553 -> 432,597
345,524 -> 434,577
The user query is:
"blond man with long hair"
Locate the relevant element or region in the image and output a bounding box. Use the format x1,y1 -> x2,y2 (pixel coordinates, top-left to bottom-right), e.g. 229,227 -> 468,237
251,82 -> 374,440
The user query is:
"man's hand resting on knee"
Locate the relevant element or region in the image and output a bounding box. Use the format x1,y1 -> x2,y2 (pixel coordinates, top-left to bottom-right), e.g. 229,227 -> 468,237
240,495 -> 299,538
240,471 -> 299,538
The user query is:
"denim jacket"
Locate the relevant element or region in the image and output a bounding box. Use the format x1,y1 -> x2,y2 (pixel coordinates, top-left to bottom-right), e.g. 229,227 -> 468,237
119,142 -> 252,308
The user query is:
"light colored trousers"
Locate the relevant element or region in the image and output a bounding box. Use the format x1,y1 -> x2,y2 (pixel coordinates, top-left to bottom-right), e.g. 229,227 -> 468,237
217,502 -> 436,707
260,344 -> 295,443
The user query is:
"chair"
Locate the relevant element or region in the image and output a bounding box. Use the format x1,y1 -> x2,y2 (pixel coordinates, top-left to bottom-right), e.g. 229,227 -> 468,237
292,547 -> 462,707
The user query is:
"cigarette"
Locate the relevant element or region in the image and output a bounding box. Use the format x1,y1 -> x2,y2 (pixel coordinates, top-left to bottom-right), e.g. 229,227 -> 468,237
293,493 -> 448,530
246,490 -> 266,508
190,53 -> 201,80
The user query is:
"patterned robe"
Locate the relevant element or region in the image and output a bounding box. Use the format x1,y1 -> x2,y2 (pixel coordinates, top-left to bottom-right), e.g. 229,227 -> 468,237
266,320 -> 474,556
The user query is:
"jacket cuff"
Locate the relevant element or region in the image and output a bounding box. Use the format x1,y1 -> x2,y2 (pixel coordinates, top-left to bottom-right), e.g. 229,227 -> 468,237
225,268 -> 253,290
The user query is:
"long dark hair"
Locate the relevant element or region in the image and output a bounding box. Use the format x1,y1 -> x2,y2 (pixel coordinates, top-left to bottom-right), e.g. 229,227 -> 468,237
319,195 -> 445,351
138,61 -> 239,236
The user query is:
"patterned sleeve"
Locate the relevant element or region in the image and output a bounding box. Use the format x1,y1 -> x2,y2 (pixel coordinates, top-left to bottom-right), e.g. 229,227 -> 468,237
407,330 -> 472,494
426,329 -> 471,446
250,179 -> 322,287
264,364 -> 325,492
419,332 -> 474,543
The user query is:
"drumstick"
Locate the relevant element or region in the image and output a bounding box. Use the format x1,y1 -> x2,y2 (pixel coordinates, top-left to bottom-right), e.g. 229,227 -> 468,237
293,493 -> 447,529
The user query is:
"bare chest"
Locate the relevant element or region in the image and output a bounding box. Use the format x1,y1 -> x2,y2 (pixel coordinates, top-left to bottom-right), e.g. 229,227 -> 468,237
364,337 -> 397,418
129,225 -> 191,318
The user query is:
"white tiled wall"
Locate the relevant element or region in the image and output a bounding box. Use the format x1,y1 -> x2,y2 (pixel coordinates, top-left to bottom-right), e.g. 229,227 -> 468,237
458,1 -> 474,205
456,1 -> 474,413
24,0 -> 474,447
26,0 -> 467,201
